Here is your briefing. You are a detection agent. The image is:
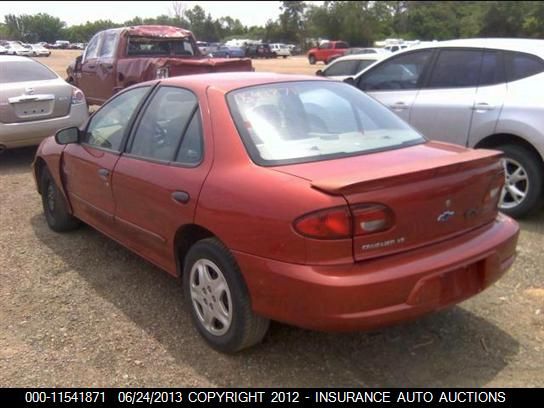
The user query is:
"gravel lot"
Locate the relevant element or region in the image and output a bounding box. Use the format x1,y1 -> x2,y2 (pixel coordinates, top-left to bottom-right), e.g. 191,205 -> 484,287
0,51 -> 543,387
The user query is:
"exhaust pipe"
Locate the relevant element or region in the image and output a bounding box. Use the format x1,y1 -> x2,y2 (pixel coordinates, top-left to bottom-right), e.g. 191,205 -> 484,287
0,145 -> 6,155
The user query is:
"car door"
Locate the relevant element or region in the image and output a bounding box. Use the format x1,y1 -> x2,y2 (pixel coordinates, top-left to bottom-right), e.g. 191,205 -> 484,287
317,42 -> 331,61
467,50 -> 507,147
62,86 -> 152,236
357,49 -> 434,122
78,33 -> 102,104
112,86 -> 212,274
410,48 -> 483,145
95,30 -> 119,103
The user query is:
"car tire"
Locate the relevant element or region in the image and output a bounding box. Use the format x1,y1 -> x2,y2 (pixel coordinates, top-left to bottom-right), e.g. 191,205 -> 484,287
308,54 -> 316,65
283,55 -> 287,59
183,238 -> 270,353
497,144 -> 544,218
40,168 -> 80,232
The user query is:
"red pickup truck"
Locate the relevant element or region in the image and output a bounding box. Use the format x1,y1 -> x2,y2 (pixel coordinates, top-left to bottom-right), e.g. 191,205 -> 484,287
67,25 -> 253,105
307,41 -> 350,65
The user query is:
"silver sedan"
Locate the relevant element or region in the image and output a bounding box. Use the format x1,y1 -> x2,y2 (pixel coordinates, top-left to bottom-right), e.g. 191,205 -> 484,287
0,56 -> 88,151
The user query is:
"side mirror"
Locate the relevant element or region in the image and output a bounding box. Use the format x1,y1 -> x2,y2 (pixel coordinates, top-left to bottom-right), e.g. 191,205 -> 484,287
343,77 -> 356,86
55,127 -> 80,145
315,69 -> 324,77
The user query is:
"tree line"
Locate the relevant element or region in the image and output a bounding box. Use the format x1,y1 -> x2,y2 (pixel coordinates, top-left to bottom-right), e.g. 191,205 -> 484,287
1,1 -> 543,47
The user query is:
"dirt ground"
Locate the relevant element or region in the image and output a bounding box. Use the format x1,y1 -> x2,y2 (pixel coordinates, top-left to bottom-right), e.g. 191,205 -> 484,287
0,50 -> 543,387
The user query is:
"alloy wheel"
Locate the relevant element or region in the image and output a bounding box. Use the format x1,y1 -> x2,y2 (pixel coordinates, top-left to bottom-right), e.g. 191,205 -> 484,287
189,259 -> 233,336
500,157 -> 529,209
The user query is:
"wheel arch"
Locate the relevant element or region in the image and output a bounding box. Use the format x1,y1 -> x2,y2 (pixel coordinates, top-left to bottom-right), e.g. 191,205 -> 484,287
474,133 -> 544,163
174,224 -> 217,277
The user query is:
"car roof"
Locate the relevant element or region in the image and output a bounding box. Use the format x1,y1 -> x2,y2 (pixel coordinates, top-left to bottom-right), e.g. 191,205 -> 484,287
0,55 -> 32,62
330,54 -> 382,63
403,38 -> 544,58
159,72 -> 328,93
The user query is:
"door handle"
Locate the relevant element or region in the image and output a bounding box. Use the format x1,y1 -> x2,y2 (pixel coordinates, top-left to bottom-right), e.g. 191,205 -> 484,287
390,102 -> 408,111
472,102 -> 495,111
87,65 -> 96,69
98,168 -> 110,180
171,191 -> 190,204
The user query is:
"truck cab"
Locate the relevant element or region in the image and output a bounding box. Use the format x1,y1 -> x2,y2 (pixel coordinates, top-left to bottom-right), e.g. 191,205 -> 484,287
67,25 -> 253,105
307,41 -> 350,65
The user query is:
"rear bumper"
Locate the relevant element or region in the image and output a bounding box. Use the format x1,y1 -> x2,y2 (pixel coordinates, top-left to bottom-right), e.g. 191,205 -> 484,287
234,213 -> 519,331
0,103 -> 88,149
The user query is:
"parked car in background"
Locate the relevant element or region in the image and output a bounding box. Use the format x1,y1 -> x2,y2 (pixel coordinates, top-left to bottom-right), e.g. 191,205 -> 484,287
270,43 -> 291,58
346,47 -> 392,56
210,46 -> 245,58
0,56 -> 88,151
29,44 -> 52,57
4,42 -> 33,56
66,25 -> 253,105
316,53 -> 384,80
245,43 -> 276,59
54,40 -> 70,49
349,38 -> 544,217
0,45 -> 7,55
33,72 -> 519,352
307,40 -> 350,64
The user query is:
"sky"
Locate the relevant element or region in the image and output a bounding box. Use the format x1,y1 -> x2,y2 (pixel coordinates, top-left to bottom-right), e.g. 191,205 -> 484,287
0,1 -> 306,27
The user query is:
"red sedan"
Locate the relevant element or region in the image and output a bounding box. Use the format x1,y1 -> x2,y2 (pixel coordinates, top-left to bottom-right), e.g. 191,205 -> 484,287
33,73 -> 519,353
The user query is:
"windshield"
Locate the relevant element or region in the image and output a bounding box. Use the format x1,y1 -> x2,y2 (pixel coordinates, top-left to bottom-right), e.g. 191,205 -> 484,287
227,81 -> 425,166
127,36 -> 197,56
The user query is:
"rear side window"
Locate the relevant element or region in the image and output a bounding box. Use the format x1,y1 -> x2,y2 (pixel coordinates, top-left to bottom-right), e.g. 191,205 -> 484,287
479,51 -> 504,86
505,51 -> 544,82
0,60 -> 57,83
128,87 -> 200,162
336,42 -> 349,49
428,49 -> 482,88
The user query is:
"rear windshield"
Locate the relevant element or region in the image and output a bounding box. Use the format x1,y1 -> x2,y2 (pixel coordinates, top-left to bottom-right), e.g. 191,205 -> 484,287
127,36 -> 197,56
0,60 -> 57,83
227,81 -> 424,166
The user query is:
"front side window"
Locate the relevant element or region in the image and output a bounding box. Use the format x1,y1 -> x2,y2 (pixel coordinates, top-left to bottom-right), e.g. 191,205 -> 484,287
324,60 -> 363,77
84,86 -> 150,151
358,49 -> 433,91
228,81 -> 424,166
84,33 -> 101,61
99,31 -> 118,58
428,49 -> 483,88
128,87 -> 200,162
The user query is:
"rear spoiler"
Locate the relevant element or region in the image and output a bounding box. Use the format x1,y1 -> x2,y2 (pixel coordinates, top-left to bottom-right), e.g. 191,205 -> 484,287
311,149 -> 503,195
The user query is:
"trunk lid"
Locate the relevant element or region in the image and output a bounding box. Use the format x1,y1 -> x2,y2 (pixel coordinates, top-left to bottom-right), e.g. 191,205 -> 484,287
0,79 -> 71,124
273,142 -> 504,261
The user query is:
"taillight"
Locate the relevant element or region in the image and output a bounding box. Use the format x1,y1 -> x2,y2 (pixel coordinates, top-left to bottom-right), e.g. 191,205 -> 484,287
294,207 -> 351,239
294,204 -> 394,240
352,204 -> 394,235
71,87 -> 85,105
